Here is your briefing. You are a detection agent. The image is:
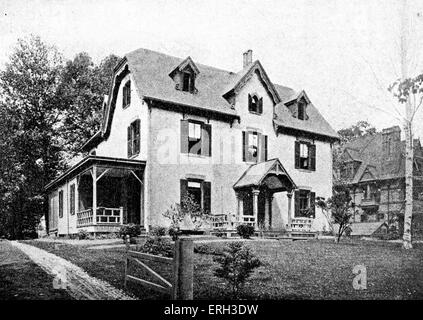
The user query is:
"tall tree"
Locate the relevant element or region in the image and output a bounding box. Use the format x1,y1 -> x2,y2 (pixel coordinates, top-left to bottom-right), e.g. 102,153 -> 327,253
57,53 -> 120,155
0,35 -> 65,238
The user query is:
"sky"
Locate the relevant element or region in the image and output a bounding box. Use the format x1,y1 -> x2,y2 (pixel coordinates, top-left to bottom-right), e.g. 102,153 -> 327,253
1,0 -> 423,138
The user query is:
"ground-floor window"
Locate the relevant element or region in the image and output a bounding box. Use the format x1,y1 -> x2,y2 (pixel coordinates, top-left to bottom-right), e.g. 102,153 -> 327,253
294,189 -> 315,218
180,179 -> 211,214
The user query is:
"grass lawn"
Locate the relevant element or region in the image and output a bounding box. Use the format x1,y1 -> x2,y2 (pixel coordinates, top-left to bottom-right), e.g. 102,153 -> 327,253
23,238 -> 423,300
0,241 -> 72,300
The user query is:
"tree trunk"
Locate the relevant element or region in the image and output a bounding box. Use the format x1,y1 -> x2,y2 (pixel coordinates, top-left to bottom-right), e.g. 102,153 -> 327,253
401,0 -> 413,249
403,119 -> 413,249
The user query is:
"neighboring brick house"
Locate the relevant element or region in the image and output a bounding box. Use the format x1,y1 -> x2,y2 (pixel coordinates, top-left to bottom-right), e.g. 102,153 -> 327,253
335,126 -> 423,226
45,48 -> 339,236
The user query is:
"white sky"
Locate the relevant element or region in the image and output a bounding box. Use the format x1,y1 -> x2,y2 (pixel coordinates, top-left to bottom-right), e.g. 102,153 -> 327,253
1,0 -> 423,138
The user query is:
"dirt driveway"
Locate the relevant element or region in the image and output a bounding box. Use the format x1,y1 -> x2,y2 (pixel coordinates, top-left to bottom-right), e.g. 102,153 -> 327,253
9,241 -> 134,300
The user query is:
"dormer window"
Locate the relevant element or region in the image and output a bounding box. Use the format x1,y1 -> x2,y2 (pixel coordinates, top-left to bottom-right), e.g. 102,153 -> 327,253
169,56 -> 200,94
182,72 -> 195,92
298,101 -> 305,120
248,94 -> 263,114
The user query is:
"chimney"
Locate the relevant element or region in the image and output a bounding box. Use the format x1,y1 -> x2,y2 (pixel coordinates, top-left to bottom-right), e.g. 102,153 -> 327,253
243,49 -> 252,69
382,125 -> 401,161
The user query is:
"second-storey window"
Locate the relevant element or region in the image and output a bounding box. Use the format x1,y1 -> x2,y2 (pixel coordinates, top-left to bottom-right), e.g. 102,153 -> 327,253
242,131 -> 267,163
127,119 -> 140,157
295,141 -> 316,171
181,120 -> 211,156
122,80 -> 131,108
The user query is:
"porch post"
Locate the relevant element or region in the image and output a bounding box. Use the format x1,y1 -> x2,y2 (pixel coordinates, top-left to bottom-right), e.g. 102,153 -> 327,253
252,189 -> 260,229
92,166 -> 97,225
287,190 -> 293,230
265,193 -> 273,230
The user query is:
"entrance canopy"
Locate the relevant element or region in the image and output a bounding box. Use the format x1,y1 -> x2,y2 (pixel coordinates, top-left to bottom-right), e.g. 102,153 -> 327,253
233,158 -> 296,192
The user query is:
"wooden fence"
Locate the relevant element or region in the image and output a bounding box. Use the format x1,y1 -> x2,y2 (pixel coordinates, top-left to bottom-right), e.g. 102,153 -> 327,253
124,235 -> 193,300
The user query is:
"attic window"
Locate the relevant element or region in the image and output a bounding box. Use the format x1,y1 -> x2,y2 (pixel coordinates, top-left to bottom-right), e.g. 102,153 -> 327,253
182,72 -> 195,92
123,80 -> 131,108
298,101 -> 305,120
248,94 -> 263,114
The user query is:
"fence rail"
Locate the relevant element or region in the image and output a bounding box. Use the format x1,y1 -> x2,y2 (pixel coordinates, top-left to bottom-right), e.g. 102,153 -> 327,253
211,214 -> 256,230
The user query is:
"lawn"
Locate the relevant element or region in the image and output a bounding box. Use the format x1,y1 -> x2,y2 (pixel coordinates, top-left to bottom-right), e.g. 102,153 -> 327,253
23,238 -> 423,300
0,241 -> 72,300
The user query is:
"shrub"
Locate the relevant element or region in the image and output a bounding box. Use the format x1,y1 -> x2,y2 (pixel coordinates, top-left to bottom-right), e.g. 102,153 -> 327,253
168,227 -> 181,241
150,226 -> 167,237
139,236 -> 173,257
78,229 -> 89,240
213,242 -> 261,298
236,224 -> 255,239
119,223 -> 141,241
194,243 -> 223,255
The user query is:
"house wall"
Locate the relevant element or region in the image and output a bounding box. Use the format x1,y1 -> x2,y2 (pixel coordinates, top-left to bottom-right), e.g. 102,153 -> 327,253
146,72 -> 333,231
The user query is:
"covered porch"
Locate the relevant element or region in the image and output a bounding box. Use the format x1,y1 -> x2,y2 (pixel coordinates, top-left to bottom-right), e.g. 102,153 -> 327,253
46,156 -> 146,235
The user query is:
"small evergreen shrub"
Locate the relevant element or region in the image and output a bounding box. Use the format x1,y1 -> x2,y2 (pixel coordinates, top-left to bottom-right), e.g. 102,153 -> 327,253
140,236 -> 173,257
236,224 -> 255,239
213,242 -> 261,298
78,229 -> 89,240
150,226 -> 167,237
194,243 -> 223,255
119,223 -> 141,241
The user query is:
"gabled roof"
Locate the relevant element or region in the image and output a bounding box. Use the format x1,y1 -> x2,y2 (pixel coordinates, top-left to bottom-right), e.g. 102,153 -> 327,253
233,158 -> 296,190
86,48 -> 339,150
222,60 -> 281,105
169,56 -> 200,76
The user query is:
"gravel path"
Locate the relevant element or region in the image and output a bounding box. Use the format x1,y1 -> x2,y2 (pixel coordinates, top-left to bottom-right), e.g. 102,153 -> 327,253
10,241 -> 135,300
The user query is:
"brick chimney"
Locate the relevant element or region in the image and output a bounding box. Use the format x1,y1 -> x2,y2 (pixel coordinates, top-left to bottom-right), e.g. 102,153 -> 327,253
243,49 -> 252,69
382,126 -> 401,161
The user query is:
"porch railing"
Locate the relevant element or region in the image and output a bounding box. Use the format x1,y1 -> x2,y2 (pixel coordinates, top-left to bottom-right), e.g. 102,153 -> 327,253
211,214 -> 256,230
290,218 -> 313,232
77,207 -> 124,227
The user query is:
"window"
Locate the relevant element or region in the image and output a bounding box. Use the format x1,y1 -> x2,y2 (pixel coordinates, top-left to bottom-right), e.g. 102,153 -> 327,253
180,179 -> 211,214
182,72 -> 195,92
294,190 -> 315,218
248,94 -> 263,114
59,190 -> 63,218
189,122 -> 202,155
180,120 -> 211,156
298,101 -> 305,120
70,184 -> 75,215
122,80 -> 131,108
127,119 -> 140,157
242,131 -> 267,163
295,141 -> 316,171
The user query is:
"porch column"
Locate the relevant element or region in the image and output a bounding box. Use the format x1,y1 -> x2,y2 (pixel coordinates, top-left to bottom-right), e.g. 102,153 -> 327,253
252,189 -> 260,229
265,193 -> 273,229
287,190 -> 293,230
92,166 -> 97,225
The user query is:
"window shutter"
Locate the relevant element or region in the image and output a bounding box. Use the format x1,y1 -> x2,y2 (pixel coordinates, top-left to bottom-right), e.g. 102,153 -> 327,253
248,94 -> 252,111
134,119 -> 140,155
122,85 -> 126,107
202,124 -> 212,157
310,192 -> 316,218
202,181 -> 211,214
259,97 -> 263,113
260,135 -> 268,162
180,120 -> 189,154
180,179 -> 188,204
59,191 -> 63,218
127,126 -> 132,157
256,132 -> 261,163
295,141 -> 300,168
127,81 -> 131,105
242,131 -> 247,162
294,190 -> 300,217
309,144 -> 316,171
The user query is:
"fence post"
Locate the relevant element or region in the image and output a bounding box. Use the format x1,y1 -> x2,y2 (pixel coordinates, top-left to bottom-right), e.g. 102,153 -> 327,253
124,235 -> 130,289
172,237 -> 194,300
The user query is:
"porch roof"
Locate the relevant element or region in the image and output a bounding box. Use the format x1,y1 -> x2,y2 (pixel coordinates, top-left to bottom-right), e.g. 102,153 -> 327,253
233,158 -> 297,192
45,156 -> 146,192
